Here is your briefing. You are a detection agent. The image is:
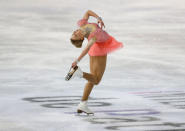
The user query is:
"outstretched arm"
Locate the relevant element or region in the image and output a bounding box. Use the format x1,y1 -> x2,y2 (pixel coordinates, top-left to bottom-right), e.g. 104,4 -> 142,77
72,37 -> 96,68
83,10 -> 100,20
83,10 -> 105,29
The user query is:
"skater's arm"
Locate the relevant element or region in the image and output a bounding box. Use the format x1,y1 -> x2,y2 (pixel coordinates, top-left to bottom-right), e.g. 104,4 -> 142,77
77,37 -> 96,61
72,38 -> 96,67
83,10 -> 100,20
83,10 -> 105,29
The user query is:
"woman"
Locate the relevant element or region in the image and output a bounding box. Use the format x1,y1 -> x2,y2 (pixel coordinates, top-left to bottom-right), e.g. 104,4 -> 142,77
67,10 -> 123,115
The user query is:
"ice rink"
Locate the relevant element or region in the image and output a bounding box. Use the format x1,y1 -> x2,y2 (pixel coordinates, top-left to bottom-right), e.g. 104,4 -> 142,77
0,0 -> 185,130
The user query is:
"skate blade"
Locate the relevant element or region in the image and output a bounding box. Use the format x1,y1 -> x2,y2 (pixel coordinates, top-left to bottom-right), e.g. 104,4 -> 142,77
65,66 -> 78,81
77,109 -> 94,116
65,73 -> 72,81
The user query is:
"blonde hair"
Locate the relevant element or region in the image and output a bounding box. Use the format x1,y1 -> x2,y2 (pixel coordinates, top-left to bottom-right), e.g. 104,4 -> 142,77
70,39 -> 84,48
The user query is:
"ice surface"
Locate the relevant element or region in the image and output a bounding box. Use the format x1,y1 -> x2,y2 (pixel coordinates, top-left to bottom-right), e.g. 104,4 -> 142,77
0,0 -> 185,130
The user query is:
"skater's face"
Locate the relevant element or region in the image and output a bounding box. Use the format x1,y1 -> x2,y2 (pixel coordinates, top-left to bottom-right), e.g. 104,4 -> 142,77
71,29 -> 84,41
70,29 -> 84,48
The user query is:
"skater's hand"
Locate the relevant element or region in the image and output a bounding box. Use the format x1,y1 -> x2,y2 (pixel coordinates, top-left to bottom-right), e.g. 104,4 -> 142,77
97,18 -> 105,29
72,61 -> 77,68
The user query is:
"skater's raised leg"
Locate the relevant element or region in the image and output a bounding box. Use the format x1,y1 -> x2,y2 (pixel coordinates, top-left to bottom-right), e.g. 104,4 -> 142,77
83,55 -> 107,85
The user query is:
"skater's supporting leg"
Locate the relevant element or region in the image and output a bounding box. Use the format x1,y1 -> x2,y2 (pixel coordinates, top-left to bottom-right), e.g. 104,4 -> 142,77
81,55 -> 107,100
81,82 -> 94,101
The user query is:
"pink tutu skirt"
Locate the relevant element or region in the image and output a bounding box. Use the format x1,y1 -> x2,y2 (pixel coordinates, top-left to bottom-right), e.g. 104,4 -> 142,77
88,35 -> 123,56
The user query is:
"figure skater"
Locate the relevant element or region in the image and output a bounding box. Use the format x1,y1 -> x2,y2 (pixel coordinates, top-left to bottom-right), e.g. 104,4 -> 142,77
66,10 -> 123,115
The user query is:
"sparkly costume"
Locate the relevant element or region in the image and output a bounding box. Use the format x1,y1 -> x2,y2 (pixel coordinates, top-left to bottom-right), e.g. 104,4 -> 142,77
77,19 -> 123,56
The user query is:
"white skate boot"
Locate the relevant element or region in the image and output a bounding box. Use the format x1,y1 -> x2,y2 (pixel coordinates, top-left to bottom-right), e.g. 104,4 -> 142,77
65,66 -> 83,81
77,101 -> 94,115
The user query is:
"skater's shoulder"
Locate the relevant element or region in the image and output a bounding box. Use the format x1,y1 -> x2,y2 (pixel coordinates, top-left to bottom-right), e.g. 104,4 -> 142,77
77,19 -> 88,27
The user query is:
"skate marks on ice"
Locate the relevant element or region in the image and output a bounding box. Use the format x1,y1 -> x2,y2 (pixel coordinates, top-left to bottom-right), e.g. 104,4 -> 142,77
132,90 -> 185,109
22,92 -> 185,131
65,109 -> 159,116
86,117 -> 185,131
22,96 -> 114,108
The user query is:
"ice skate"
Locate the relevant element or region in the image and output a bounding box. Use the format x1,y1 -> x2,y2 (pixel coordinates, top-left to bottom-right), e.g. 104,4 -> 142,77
77,101 -> 94,115
65,66 -> 83,81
